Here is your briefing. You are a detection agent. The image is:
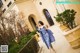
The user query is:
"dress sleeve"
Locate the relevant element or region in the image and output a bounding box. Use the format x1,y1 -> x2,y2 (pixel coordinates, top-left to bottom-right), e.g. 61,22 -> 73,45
43,25 -> 53,34
36,27 -> 45,42
47,29 -> 53,34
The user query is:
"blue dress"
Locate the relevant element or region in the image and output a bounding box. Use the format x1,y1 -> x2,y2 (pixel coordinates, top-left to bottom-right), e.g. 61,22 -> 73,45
37,26 -> 55,49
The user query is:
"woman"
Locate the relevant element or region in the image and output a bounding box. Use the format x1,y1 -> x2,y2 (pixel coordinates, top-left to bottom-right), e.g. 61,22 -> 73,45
37,21 -> 56,53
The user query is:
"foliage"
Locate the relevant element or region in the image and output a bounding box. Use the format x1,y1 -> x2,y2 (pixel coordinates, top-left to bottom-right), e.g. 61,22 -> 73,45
55,9 -> 76,29
8,31 -> 36,53
54,13 -> 63,22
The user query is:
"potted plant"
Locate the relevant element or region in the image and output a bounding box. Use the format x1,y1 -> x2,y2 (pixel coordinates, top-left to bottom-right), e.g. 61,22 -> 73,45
55,9 -> 77,29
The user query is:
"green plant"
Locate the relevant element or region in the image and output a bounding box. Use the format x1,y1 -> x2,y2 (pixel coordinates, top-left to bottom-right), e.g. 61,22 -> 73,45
55,9 -> 76,29
8,31 -> 36,53
54,13 -> 63,23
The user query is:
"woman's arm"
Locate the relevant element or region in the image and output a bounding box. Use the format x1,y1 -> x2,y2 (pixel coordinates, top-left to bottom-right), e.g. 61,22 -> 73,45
44,25 -> 53,34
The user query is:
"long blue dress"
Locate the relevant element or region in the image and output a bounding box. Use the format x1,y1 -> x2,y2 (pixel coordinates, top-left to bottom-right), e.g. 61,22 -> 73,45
37,26 -> 55,49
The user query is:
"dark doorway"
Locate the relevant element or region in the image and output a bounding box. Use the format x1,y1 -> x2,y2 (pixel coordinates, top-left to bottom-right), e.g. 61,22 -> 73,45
43,9 -> 54,26
28,16 -> 36,30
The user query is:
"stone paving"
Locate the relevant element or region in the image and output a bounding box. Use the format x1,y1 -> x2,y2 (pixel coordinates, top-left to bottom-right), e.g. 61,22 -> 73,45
38,25 -> 80,53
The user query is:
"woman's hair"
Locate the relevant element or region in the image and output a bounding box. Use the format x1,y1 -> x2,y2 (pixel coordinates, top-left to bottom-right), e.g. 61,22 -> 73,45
38,21 -> 44,25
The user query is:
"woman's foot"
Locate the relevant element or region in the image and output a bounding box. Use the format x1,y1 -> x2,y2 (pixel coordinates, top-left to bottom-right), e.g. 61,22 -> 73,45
51,45 -> 56,53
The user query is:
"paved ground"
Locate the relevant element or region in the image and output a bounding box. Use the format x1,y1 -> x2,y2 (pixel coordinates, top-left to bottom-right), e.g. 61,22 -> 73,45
38,25 -> 80,53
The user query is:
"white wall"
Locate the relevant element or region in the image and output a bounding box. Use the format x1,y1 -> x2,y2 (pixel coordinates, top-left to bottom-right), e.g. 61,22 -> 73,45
34,0 -> 58,26
2,0 -> 14,11
16,0 -> 41,31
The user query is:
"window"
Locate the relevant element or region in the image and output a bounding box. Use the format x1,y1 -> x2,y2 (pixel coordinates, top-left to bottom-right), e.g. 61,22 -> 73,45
39,2 -> 42,5
4,0 -> 6,1
7,1 -> 12,7
14,0 -> 16,1
43,9 -> 54,26
0,0 -> 3,8
2,9 -> 6,13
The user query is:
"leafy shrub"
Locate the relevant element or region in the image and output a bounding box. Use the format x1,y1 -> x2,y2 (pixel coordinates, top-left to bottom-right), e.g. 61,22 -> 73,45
55,9 -> 76,29
8,31 -> 36,53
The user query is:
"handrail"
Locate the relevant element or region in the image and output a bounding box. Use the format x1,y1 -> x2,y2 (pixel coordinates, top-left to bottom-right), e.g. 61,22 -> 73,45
18,34 -> 39,53
18,35 -> 35,53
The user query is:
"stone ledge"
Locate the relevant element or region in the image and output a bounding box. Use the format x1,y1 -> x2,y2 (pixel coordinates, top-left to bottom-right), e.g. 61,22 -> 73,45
63,25 -> 80,36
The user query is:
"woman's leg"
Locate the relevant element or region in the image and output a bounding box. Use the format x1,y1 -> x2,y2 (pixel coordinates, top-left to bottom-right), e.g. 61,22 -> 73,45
49,47 -> 52,53
50,44 -> 56,53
